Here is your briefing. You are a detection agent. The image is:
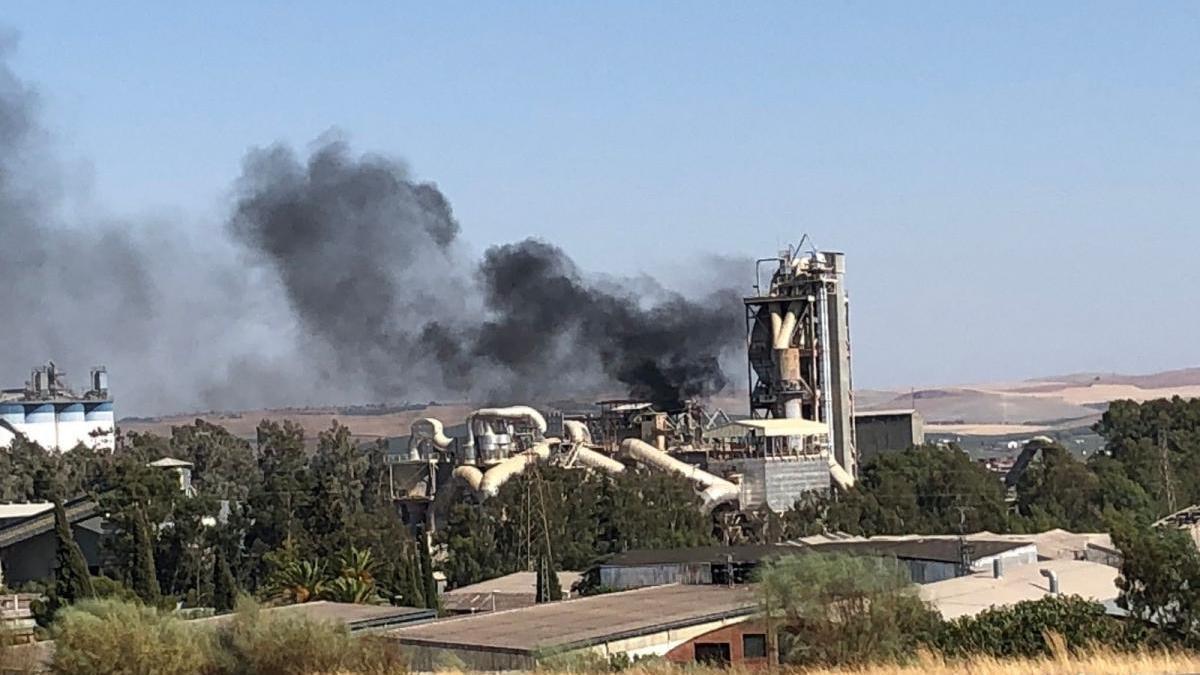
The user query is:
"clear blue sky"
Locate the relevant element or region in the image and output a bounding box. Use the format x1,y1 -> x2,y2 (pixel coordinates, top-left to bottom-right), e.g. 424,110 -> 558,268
5,2 -> 1198,389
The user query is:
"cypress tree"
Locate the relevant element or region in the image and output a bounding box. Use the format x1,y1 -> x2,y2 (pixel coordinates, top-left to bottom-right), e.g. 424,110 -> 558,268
212,547 -> 239,612
418,530 -> 439,611
536,554 -> 563,603
132,505 -> 161,603
53,500 -> 95,603
405,546 -> 426,608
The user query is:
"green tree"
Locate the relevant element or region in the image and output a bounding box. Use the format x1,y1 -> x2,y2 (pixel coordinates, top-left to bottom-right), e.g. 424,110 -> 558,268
132,505 -> 162,604
1111,517 -> 1200,642
212,547 -> 239,612
169,420 -> 260,501
53,500 -> 96,604
535,554 -> 563,603
758,553 -> 940,666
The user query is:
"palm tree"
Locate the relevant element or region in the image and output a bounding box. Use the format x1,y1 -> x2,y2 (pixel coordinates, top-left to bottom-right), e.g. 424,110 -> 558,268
268,559 -> 327,604
335,546 -> 377,585
323,575 -> 382,605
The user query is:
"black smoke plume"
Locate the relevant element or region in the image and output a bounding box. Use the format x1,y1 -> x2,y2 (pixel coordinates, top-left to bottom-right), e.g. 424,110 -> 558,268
1,36 -> 745,414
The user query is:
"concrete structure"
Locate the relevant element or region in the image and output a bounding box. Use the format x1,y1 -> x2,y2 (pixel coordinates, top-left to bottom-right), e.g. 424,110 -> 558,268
440,570 -> 584,614
797,529 -> 1118,565
743,245 -> 856,506
1155,503 -> 1200,550
854,409 -> 924,461
596,545 -> 803,590
0,498 -> 103,587
386,584 -> 758,671
920,558 -> 1120,619
0,363 -> 114,451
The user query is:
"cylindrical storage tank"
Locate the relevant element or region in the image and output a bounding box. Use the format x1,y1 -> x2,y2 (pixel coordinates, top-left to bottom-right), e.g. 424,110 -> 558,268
84,401 -> 115,423
25,403 -> 54,424
57,403 -> 88,451
477,434 -> 499,464
0,403 -> 24,426
84,401 -> 116,450
23,403 -> 58,450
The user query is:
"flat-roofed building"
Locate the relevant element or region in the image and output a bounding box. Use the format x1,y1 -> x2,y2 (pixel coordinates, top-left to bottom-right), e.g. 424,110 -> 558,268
386,584 -> 758,671
854,409 -> 924,461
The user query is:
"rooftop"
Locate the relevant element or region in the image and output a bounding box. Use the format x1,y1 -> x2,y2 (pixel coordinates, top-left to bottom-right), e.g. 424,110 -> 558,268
194,601 -> 435,633
441,571 -> 584,613
854,409 -> 920,418
387,584 -> 757,654
795,529 -> 1114,563
601,544 -> 805,567
805,538 -> 1029,564
920,558 -> 1119,619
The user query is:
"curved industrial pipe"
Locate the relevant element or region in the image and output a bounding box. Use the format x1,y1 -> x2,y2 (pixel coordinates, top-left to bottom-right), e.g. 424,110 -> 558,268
465,406 -> 548,463
477,440 -> 555,498
619,438 -> 739,512
562,420 -> 592,444
453,465 -> 483,493
828,455 -> 855,490
573,447 -> 625,474
408,417 -> 453,461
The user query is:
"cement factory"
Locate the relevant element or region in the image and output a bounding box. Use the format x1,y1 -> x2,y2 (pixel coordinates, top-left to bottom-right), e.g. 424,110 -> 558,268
0,362 -> 115,451
392,244 -> 863,528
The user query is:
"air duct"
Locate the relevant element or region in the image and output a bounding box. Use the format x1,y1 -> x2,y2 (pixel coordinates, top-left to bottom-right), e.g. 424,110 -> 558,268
453,465 -> 484,493
562,419 -> 592,445
465,406 -> 548,464
477,440 -> 555,497
408,417 -> 453,461
828,454 -> 855,490
1039,568 -> 1060,594
619,438 -> 739,512
573,447 -> 625,474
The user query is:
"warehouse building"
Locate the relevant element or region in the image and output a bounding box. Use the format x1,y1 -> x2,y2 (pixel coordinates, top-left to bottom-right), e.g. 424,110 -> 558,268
853,409 -> 924,461
386,584 -> 757,671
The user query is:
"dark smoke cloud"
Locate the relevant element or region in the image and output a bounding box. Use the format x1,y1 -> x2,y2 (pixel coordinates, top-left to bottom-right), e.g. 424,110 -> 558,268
1,35 -> 745,415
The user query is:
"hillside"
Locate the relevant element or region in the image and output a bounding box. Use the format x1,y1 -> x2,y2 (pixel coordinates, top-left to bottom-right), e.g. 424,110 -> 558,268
116,367 -> 1200,442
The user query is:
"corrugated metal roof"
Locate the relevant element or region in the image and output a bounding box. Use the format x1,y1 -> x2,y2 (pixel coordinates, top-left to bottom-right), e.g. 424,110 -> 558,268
601,544 -> 805,567
386,584 -> 757,654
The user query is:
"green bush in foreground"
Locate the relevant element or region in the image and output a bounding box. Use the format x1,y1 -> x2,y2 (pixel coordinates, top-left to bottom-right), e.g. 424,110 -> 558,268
932,595 -> 1127,659
51,599 -> 213,675
50,597 -> 405,675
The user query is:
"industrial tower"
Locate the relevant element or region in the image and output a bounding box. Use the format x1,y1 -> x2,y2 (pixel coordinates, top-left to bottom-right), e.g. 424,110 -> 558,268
744,245 -> 857,482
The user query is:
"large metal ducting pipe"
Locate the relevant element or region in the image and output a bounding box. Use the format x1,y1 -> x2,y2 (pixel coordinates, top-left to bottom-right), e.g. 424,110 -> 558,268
465,406 -> 548,464
828,455 -> 855,490
574,447 -> 625,474
477,440 -> 555,497
408,417 -> 453,461
619,438 -> 739,512
453,465 -> 484,493
562,420 -> 592,444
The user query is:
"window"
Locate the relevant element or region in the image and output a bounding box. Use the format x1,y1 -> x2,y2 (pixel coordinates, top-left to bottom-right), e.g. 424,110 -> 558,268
694,642 -> 731,666
742,633 -> 767,659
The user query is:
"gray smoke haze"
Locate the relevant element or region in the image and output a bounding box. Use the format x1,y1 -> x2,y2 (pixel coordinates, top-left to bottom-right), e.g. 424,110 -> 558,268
0,38 -> 744,415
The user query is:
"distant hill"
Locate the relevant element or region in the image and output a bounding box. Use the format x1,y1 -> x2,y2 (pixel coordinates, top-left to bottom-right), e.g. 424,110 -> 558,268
118,367 -> 1200,443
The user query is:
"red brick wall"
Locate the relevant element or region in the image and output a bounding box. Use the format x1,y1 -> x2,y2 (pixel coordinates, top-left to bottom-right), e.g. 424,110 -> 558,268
665,621 -> 770,668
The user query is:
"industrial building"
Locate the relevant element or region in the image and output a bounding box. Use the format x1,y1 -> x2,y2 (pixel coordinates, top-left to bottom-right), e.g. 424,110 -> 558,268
387,584 -> 758,671
388,242 -> 861,540
0,498 -> 103,588
0,362 -> 114,451
854,409 -> 924,461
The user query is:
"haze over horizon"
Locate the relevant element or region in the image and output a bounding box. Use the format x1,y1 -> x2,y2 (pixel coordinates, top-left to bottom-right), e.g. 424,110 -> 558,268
2,3 -> 1197,415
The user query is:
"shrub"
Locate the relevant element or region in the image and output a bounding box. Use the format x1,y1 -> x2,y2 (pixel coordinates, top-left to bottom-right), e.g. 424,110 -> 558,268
759,553 -> 942,666
931,595 -> 1127,659
211,598 -> 404,675
50,598 -> 215,675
